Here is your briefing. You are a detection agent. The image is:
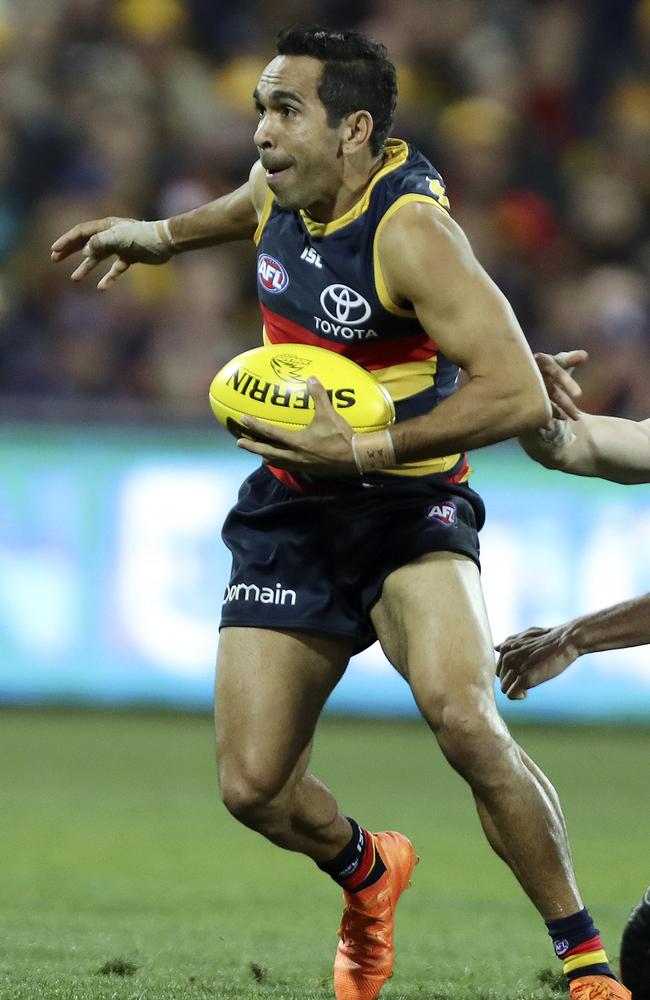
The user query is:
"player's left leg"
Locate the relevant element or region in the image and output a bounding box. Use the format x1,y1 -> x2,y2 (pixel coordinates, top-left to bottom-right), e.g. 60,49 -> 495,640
371,550 -> 629,999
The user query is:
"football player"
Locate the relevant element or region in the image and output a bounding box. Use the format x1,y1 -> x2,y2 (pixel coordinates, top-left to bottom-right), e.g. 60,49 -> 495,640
52,28 -> 629,1000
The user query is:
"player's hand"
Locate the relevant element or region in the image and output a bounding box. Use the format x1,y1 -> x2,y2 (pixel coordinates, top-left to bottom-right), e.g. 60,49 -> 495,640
236,377 -> 356,477
495,624 -> 580,699
51,217 -> 176,290
534,350 -> 588,424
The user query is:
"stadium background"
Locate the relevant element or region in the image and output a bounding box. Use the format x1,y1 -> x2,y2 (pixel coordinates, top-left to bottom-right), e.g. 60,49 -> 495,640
1,2 -> 649,998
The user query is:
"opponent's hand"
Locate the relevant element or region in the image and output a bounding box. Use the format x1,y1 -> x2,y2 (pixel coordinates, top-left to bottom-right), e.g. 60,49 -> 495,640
495,624 -> 580,700
534,350 -> 588,423
51,217 -> 176,290
236,377 -> 356,477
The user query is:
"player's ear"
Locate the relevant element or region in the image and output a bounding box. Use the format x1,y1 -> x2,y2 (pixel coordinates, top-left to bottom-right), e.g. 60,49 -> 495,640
341,111 -> 374,153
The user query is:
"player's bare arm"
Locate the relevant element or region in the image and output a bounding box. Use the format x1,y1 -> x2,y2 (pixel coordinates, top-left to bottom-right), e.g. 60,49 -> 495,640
519,350 -> 650,483
50,160 -> 267,290
523,402 -> 650,490
496,592 -> 650,699
377,201 -> 551,460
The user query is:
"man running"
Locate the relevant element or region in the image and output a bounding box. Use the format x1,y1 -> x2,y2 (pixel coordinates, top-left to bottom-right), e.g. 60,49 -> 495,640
52,27 -> 630,1000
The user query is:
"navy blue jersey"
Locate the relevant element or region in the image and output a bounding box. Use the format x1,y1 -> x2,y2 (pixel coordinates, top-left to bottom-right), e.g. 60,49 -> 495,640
254,138 -> 469,484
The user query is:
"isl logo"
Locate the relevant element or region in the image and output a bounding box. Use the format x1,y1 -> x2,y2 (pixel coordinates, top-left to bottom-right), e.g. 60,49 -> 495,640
257,254 -> 289,293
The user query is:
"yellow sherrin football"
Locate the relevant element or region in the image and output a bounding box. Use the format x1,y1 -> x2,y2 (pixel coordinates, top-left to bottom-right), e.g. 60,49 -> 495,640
209,343 -> 395,436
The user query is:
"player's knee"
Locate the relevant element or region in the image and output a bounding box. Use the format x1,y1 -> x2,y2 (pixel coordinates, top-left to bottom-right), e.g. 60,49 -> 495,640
435,700 -> 512,784
218,761 -> 285,829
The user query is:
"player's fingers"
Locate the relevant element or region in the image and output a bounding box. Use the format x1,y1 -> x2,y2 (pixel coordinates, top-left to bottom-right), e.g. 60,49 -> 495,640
499,667 -> 516,693
546,383 -> 582,420
501,670 -> 528,700
84,230 -> 126,260
554,349 -> 588,370
51,219 -> 109,259
97,258 -> 130,290
549,402 -> 568,422
70,255 -> 102,282
236,437 -> 298,468
307,377 -> 338,415
496,629 -> 535,651
508,688 -> 528,701
307,376 -> 328,400
536,353 -> 583,401
240,415 -> 293,447
535,360 -> 583,419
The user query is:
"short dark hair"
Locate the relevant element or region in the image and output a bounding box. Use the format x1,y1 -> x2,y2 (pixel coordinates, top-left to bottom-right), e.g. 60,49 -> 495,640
275,25 -> 397,156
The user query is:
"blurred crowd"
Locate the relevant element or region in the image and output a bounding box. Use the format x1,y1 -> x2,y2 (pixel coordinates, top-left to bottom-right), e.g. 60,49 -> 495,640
0,0 -> 648,420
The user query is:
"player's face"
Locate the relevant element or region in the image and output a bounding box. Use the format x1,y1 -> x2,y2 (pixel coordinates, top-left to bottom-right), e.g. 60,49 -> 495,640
253,56 -> 344,214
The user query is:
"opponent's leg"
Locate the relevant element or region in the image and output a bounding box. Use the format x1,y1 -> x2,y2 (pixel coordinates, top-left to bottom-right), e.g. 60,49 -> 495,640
372,552 -> 626,997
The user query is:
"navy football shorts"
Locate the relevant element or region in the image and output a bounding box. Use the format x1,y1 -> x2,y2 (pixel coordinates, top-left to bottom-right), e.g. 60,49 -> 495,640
220,466 -> 485,652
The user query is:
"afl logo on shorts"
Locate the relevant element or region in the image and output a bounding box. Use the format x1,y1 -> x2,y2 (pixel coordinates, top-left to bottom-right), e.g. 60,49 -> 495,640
427,501 -> 457,526
257,254 -> 289,293
320,284 -> 371,325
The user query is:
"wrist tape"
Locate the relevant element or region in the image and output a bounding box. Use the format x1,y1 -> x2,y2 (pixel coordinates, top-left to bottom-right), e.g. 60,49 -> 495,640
536,418 -> 576,449
351,429 -> 396,474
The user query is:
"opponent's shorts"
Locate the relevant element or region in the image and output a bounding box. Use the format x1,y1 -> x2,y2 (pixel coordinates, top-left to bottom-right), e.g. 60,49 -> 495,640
220,466 -> 485,652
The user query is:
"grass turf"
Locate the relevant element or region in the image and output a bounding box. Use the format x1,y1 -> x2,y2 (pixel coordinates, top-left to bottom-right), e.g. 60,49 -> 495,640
1,708 -> 647,999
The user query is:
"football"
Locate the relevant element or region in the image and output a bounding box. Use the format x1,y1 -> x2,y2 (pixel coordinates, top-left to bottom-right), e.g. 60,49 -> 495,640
209,343 -> 395,437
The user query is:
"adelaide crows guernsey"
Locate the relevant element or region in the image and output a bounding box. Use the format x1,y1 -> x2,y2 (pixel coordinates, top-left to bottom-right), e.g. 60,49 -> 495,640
254,138 -> 470,486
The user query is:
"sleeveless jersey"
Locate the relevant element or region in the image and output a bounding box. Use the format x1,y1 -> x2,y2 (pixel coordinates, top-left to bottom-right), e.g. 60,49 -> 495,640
254,138 -> 469,486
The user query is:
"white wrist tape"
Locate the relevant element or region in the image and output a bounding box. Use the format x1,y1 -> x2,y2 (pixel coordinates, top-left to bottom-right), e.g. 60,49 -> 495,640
351,429 -> 397,474
90,219 -> 177,261
536,418 -> 576,449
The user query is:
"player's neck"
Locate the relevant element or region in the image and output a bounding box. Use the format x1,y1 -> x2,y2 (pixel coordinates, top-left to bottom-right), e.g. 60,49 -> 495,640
304,152 -> 385,223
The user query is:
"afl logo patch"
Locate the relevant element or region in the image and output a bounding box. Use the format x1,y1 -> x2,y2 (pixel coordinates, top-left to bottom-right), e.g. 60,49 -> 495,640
427,501 -> 457,526
257,254 -> 289,293
320,283 -> 371,325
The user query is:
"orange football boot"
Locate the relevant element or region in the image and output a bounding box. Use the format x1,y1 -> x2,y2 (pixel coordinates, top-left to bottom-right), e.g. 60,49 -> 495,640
569,976 -> 632,1000
333,830 -> 417,1000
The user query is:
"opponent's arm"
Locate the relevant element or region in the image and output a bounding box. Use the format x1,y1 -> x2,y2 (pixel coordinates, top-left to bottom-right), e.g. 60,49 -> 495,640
51,160 -> 268,290
376,202 -> 551,460
522,412 -> 650,484
496,593 -> 650,699
518,352 -> 650,484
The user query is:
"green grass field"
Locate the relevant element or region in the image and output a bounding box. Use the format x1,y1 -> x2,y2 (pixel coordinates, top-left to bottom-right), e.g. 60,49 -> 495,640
1,709 -> 647,1000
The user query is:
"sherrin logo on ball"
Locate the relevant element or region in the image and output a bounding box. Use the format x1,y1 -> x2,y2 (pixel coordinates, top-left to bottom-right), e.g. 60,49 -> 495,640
209,343 -> 395,436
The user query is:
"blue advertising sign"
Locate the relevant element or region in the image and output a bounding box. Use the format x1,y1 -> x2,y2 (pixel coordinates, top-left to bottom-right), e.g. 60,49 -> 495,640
1,423 -> 649,720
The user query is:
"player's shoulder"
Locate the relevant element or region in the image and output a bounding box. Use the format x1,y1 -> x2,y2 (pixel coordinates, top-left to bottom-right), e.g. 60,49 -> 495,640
379,139 -> 451,216
377,185 -> 465,267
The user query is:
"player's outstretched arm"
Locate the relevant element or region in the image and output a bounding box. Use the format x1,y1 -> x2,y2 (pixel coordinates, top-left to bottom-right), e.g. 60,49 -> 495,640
519,351 -> 650,484
496,592 -> 650,698
376,202 -> 551,461
51,161 -> 267,290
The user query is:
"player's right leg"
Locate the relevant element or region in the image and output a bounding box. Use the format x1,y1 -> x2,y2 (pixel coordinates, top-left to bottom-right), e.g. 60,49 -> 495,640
215,625 -> 354,861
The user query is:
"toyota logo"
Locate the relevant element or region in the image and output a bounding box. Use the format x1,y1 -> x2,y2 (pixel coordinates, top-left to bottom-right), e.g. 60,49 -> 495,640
320,284 -> 371,324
